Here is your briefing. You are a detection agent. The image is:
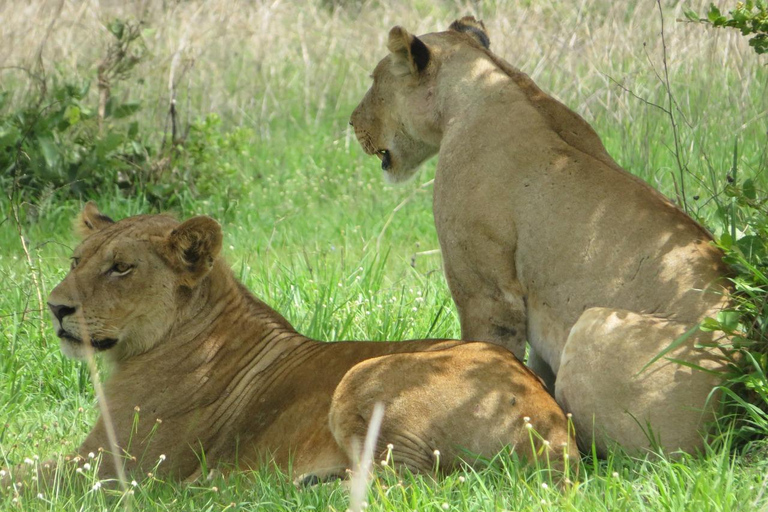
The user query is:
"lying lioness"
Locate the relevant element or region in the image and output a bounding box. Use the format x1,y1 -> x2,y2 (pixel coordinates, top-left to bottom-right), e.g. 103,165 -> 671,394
350,17 -> 732,456
26,203 -> 574,483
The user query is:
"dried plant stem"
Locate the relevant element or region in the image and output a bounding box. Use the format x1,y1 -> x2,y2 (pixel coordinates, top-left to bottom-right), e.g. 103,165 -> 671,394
348,402 -> 384,512
74,308 -> 132,508
10,201 -> 45,340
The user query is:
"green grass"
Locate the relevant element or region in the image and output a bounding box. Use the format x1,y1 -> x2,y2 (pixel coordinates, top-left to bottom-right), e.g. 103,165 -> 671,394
2,0 -> 768,510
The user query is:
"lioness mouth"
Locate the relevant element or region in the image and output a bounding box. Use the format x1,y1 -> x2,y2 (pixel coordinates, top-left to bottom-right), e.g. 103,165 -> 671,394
377,149 -> 391,171
57,329 -> 118,351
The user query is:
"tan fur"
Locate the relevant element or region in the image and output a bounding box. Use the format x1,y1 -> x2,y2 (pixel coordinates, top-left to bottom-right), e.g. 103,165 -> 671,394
350,18 -> 733,456
34,205 -> 574,483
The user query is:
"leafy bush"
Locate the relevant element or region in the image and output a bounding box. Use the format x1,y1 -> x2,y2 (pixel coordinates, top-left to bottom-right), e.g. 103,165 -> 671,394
1,17 -> 254,210
0,80 -> 150,200
685,1 -> 768,54
142,114 -> 252,208
699,144 -> 768,446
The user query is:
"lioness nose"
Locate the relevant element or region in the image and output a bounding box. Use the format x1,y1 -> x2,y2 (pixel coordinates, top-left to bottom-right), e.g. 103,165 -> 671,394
48,303 -> 76,322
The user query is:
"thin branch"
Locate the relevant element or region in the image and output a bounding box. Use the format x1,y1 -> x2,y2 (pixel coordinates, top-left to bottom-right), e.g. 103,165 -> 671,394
657,0 -> 689,212
602,72 -> 670,114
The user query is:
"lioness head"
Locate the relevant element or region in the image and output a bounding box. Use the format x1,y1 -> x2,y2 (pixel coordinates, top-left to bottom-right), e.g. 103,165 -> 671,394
48,203 -> 222,361
350,17 -> 490,183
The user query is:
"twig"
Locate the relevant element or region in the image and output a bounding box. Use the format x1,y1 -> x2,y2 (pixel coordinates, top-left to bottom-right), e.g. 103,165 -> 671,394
9,196 -> 45,340
656,0 -> 689,212
602,72 -> 669,114
31,0 -> 65,102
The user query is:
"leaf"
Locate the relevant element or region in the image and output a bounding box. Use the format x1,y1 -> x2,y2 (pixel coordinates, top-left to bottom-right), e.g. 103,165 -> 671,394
743,178 -> 756,199
736,235 -> 766,261
111,102 -> 141,119
64,105 -> 81,126
708,4 -> 723,23
37,135 -> 59,170
98,132 -> 124,154
108,19 -> 125,39
701,317 -> 722,332
717,310 -> 741,332
130,140 -> 144,156
0,123 -> 21,149
684,8 -> 700,22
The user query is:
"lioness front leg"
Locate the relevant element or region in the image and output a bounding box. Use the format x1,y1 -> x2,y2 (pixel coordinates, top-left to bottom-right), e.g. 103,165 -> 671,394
443,259 -> 528,360
554,307 -> 729,457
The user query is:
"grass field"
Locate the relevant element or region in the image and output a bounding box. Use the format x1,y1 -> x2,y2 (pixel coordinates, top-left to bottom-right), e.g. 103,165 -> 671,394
1,0 -> 768,510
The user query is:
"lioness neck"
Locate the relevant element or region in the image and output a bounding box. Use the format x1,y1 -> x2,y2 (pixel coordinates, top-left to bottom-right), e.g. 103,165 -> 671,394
436,49 -> 615,172
161,260 -> 306,363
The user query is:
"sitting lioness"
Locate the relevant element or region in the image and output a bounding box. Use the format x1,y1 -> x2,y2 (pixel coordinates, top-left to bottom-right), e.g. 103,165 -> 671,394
32,203 -> 573,483
350,17 -> 732,456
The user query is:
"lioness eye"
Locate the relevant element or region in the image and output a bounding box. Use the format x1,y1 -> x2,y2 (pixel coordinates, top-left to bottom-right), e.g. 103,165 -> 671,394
109,262 -> 134,276
70,257 -> 80,270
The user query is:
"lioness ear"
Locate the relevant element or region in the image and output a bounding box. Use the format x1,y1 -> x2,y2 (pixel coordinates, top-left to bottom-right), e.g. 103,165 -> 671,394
387,26 -> 430,76
74,202 -> 115,238
449,16 -> 490,49
162,216 -> 223,287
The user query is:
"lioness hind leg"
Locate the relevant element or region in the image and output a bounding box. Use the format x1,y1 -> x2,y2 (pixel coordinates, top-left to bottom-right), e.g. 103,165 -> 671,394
329,344 -> 575,475
554,307 -> 729,457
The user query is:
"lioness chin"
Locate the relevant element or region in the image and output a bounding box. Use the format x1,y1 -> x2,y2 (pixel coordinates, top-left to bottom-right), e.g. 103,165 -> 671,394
350,17 -> 733,457
4,204 -> 574,487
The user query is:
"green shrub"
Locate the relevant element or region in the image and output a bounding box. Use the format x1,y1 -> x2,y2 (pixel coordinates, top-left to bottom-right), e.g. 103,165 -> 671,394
0,80 -> 150,200
701,143 -> 768,446
685,1 -> 768,54
142,114 -> 252,208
